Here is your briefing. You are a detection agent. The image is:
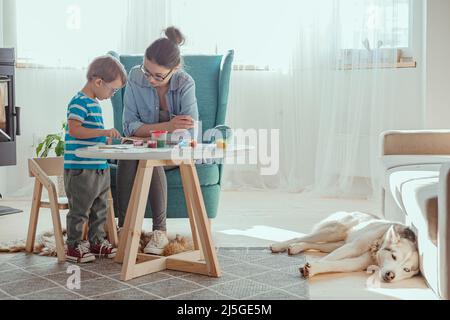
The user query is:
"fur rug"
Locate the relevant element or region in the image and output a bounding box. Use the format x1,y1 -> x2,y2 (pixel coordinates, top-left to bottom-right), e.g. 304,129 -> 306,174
0,229 -> 193,257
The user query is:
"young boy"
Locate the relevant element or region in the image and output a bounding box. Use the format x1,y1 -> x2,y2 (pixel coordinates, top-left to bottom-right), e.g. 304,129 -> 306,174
64,55 -> 126,263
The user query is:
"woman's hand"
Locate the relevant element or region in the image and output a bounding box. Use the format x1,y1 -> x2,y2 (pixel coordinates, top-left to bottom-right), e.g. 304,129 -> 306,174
167,115 -> 194,132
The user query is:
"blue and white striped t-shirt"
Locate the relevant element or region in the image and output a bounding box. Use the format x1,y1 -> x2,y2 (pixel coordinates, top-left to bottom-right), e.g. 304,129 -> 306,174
64,92 -> 108,170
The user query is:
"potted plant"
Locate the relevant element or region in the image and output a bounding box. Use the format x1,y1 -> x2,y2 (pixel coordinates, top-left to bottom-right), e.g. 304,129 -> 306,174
35,122 -> 66,196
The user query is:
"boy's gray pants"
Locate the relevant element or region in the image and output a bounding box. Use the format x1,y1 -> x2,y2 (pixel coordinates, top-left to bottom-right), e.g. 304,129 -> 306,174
64,168 -> 110,248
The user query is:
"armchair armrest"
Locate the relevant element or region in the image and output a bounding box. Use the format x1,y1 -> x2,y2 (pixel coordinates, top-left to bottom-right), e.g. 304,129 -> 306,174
203,125 -> 232,144
438,163 -> 450,299
380,130 -> 450,156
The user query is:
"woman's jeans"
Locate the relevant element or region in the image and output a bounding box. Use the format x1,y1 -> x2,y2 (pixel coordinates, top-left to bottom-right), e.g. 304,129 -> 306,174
116,160 -> 169,231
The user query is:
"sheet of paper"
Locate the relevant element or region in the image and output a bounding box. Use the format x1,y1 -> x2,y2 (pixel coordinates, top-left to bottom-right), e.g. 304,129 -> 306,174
98,144 -> 134,150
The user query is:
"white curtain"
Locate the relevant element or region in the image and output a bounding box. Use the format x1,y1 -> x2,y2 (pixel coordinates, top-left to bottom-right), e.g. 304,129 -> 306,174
119,0 -> 170,54
5,0 -> 424,200
207,0 -> 423,199
1,0 -> 17,48
117,0 -> 423,199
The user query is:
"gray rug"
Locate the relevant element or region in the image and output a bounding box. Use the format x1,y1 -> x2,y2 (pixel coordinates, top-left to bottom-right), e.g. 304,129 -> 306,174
0,206 -> 22,217
0,247 -> 309,300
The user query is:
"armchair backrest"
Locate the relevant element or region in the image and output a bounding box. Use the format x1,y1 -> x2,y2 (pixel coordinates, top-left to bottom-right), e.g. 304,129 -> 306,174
109,50 -> 234,140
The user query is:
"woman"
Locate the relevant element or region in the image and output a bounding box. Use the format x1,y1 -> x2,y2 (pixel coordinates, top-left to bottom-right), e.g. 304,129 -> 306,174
117,27 -> 198,255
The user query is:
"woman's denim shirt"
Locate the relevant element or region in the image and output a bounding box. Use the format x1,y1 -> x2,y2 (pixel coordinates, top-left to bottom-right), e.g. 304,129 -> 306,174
122,66 -> 199,138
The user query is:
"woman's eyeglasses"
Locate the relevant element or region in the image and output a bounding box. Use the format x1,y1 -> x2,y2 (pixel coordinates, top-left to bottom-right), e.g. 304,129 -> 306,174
140,65 -> 173,82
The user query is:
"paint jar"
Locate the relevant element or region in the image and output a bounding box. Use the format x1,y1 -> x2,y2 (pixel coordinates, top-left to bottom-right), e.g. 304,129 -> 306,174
151,131 -> 168,148
147,140 -> 157,149
133,140 -> 144,147
216,139 -> 227,149
190,140 -> 198,148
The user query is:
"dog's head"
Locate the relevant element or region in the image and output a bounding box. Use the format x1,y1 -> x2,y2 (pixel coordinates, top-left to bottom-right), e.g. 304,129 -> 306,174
374,225 -> 420,282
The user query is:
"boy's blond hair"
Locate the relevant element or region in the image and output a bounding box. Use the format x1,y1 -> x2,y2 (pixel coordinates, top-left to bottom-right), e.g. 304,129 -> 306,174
87,55 -> 127,84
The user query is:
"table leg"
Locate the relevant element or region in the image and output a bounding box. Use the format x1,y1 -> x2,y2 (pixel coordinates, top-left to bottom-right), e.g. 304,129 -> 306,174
106,189 -> 119,247
115,168 -> 139,263
119,160 -> 154,281
114,159 -> 221,281
180,165 -> 201,254
179,162 -> 221,277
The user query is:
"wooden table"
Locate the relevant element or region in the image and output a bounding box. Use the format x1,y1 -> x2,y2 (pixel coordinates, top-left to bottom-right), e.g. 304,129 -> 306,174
76,144 -> 249,281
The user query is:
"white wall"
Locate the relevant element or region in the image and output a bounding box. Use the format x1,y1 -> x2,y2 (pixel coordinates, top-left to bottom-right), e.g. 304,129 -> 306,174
425,0 -> 450,128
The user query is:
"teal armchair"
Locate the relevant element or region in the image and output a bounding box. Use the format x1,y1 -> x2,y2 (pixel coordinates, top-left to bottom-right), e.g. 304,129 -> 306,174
108,50 -> 234,219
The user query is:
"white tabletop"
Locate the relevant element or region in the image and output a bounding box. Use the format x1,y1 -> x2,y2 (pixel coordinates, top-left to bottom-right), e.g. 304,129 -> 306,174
75,143 -> 253,161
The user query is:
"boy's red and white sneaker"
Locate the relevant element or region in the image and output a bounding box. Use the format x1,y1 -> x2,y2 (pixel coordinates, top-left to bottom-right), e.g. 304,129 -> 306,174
66,242 -> 95,263
90,240 -> 117,258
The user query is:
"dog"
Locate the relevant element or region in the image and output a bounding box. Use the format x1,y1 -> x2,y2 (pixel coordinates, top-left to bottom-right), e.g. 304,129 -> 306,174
270,212 -> 420,282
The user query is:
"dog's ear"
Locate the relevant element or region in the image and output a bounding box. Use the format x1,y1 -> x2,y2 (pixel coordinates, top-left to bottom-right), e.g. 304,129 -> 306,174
399,227 -> 416,244
384,225 -> 401,245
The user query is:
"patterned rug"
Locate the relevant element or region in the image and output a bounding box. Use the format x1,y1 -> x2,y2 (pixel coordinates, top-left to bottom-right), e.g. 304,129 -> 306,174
0,247 -> 309,300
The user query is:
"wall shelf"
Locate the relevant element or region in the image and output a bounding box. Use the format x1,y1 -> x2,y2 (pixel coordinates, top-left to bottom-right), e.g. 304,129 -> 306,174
338,61 -> 417,70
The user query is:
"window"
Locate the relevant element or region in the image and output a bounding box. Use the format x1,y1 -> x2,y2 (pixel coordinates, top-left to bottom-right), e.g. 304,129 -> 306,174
171,0 -> 412,70
15,0 -> 413,69
170,0 -> 303,71
16,0 -> 126,67
338,0 -> 411,50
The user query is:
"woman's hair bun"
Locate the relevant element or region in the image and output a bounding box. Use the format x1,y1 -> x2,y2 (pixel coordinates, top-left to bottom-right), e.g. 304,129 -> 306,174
164,26 -> 185,46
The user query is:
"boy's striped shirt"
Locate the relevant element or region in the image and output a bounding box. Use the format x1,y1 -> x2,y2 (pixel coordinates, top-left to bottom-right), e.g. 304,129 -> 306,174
64,92 -> 108,169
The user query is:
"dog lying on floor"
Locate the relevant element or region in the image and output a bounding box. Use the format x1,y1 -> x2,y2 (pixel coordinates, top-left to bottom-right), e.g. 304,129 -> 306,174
270,212 -> 420,282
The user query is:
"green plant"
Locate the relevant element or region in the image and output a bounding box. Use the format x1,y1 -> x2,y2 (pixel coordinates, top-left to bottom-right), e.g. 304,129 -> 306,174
36,122 -> 66,157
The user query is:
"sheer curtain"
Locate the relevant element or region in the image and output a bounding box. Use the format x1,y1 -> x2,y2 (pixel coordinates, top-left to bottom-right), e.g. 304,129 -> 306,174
1,0 -> 16,48
120,0 -> 422,200
119,0 -> 170,54
167,0 -> 422,199
6,0 -> 424,200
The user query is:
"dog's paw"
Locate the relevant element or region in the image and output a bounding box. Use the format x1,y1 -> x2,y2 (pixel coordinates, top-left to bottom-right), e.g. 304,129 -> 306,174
299,263 -> 312,279
270,244 -> 287,253
288,244 -> 304,255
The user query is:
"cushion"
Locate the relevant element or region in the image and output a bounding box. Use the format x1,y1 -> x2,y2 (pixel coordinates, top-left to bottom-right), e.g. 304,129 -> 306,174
165,164 -> 220,187
384,163 -> 441,191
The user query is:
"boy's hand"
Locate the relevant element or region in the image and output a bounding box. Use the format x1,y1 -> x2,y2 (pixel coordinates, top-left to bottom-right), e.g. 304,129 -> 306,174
105,128 -> 122,139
